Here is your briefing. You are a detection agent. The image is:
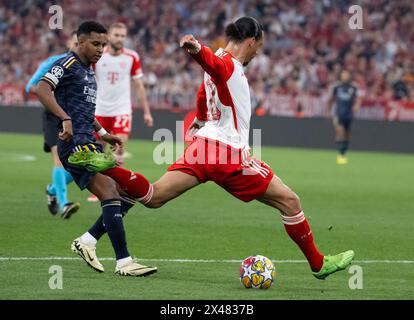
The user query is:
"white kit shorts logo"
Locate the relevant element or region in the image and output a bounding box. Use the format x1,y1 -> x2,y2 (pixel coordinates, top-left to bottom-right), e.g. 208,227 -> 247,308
51,66 -> 64,78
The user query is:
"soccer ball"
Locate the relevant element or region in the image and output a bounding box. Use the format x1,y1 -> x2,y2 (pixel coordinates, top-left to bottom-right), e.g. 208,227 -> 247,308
240,255 -> 276,289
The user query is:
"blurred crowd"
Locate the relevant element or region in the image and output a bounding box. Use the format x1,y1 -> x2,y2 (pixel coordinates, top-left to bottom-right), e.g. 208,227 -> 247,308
1,0 -> 414,108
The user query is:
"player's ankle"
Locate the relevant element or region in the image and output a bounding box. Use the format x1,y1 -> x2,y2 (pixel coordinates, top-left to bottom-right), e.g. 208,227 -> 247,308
116,256 -> 133,268
80,232 -> 98,247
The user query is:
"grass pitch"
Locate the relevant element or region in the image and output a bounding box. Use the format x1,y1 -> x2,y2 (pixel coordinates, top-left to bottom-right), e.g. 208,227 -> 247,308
0,133 -> 413,300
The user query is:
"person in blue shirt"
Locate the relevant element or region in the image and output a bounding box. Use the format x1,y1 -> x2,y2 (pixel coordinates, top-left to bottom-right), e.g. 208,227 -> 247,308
26,31 -> 80,218
36,21 -> 157,277
328,70 -> 361,165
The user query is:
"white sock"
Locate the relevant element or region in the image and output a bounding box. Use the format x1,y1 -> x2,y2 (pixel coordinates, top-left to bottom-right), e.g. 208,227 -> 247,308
80,232 -> 97,247
117,256 -> 133,268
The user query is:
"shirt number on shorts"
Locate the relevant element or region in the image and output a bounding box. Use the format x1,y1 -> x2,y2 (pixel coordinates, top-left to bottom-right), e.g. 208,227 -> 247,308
114,115 -> 129,128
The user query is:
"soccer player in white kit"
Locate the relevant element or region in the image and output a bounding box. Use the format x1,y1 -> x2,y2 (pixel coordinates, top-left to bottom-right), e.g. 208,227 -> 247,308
94,22 -> 153,164
76,17 -> 354,280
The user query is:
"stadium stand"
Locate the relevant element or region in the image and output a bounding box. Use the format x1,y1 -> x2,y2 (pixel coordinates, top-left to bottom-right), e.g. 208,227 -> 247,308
1,0 -> 414,120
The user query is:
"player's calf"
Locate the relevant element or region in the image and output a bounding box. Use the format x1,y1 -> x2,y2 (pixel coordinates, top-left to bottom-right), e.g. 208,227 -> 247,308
279,191 -> 302,217
259,177 -> 302,216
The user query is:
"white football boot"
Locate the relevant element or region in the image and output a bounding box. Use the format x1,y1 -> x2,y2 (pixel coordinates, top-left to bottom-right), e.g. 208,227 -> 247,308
71,238 -> 104,273
115,260 -> 157,277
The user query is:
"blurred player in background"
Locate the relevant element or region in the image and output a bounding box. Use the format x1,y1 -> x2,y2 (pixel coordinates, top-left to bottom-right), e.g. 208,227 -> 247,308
88,22 -> 154,202
94,22 -> 153,161
25,31 -> 80,218
73,17 -> 354,280
328,70 -> 361,165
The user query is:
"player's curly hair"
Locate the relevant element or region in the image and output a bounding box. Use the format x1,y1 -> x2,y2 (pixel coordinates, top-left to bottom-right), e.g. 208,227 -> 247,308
77,21 -> 107,37
225,17 -> 263,43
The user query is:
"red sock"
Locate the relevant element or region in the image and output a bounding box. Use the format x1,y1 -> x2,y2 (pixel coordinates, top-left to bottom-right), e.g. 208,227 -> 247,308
282,211 -> 324,272
103,167 -> 153,204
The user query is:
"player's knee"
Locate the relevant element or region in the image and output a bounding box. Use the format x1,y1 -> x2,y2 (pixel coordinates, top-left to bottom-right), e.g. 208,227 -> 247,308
143,183 -> 168,209
144,192 -> 166,209
144,199 -> 165,209
284,191 -> 301,215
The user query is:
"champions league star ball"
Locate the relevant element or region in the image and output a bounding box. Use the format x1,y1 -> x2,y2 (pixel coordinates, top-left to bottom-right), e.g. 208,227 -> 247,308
240,255 -> 276,289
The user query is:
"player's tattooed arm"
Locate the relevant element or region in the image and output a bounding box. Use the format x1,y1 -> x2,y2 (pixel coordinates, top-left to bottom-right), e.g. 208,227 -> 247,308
37,81 -> 73,142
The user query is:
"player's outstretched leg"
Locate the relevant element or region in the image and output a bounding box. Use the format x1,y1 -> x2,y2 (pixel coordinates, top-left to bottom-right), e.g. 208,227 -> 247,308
258,176 -> 354,279
103,167 -> 200,209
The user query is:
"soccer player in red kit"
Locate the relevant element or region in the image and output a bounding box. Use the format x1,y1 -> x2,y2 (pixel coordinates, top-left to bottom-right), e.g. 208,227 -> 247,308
73,17 -> 354,280
94,22 -> 153,164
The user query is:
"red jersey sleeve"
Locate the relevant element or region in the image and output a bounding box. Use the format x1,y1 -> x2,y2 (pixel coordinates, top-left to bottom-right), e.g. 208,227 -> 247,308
195,81 -> 208,121
131,53 -> 143,79
189,46 -> 234,82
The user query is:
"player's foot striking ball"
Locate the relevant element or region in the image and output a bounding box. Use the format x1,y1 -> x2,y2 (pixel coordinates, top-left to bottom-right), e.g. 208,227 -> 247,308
312,250 -> 355,280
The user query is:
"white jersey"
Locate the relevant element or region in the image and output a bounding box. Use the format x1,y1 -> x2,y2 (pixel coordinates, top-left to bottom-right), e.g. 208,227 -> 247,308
94,47 -> 143,116
193,47 -> 251,149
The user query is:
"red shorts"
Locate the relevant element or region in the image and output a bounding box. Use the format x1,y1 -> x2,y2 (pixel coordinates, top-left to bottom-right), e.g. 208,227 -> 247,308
95,114 -> 132,139
168,138 -> 274,202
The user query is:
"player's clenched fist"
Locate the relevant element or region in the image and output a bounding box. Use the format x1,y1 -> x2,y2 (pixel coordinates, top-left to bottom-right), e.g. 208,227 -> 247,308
180,34 -> 201,54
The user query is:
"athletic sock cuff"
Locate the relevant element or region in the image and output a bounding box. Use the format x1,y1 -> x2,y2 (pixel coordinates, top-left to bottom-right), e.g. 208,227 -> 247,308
121,196 -> 136,205
101,199 -> 122,207
137,184 -> 154,205
281,210 -> 306,225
